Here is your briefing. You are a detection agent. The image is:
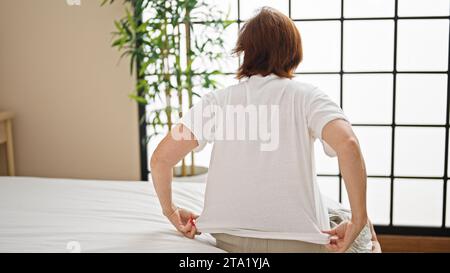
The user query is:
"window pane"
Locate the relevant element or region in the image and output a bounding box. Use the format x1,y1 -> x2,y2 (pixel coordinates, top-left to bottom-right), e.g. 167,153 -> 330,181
194,0 -> 239,21
296,74 -> 341,106
222,23 -> 239,73
344,20 -> 394,71
367,179 -> 391,226
353,127 -> 392,176
447,182 -> 450,227
393,179 -> 443,227
317,176 -> 340,202
342,178 -> 391,225
396,74 -> 447,125
343,74 -> 393,124
398,0 -> 450,17
315,140 -> 339,175
191,23 -> 239,73
344,0 -> 395,18
145,76 -> 185,125
394,127 -> 446,177
295,21 -> 341,72
240,0 -> 289,20
397,19 -> 449,71
291,0 -> 341,19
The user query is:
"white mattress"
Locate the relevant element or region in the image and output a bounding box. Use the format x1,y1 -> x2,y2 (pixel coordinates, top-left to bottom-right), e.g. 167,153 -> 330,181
0,176 -> 224,253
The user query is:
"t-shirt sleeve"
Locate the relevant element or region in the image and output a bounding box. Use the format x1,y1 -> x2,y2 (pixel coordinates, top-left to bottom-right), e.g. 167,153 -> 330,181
178,92 -> 216,153
306,88 -> 350,157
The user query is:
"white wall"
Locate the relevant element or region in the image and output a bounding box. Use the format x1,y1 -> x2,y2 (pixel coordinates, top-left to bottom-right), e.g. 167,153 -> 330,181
0,0 -> 141,180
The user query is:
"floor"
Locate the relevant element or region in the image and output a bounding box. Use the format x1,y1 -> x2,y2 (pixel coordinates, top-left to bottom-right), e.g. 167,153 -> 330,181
378,235 -> 450,253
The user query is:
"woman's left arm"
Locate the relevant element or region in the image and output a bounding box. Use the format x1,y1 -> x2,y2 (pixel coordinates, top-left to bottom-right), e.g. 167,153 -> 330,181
150,124 -> 200,238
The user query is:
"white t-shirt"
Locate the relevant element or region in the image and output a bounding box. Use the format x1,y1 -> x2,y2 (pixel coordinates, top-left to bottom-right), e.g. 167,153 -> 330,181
179,74 -> 349,244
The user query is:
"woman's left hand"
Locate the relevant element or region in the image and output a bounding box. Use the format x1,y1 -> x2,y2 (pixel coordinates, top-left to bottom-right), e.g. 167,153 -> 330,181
166,207 -> 200,239
323,219 -> 366,252
371,240 -> 382,253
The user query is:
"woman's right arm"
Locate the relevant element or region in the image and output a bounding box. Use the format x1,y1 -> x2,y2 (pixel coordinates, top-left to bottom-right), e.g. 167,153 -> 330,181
321,119 -> 368,252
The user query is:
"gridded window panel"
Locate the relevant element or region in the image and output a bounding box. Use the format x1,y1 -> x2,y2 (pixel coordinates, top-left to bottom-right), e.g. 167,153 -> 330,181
398,0 -> 450,17
344,0 -> 395,18
393,179 -> 443,227
396,74 -> 448,125
142,0 -> 450,235
397,19 -> 449,71
296,74 -> 341,106
342,178 -> 391,225
291,0 -> 341,19
314,140 -> 339,175
317,176 -> 340,202
394,127 -> 446,177
352,127 -> 392,176
343,74 -> 393,124
240,0 -> 289,20
343,20 -> 395,71
295,21 -> 341,72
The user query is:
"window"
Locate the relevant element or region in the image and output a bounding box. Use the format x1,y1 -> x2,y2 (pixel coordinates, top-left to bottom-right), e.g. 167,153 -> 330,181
142,0 -> 450,236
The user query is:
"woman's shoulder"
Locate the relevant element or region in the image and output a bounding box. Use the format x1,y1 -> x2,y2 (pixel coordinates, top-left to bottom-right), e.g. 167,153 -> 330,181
206,81 -> 245,100
286,78 -> 318,93
284,78 -> 322,100
200,83 -> 240,104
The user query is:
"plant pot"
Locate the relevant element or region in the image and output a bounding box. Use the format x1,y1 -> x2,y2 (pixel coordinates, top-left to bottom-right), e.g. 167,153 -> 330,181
173,165 -> 208,177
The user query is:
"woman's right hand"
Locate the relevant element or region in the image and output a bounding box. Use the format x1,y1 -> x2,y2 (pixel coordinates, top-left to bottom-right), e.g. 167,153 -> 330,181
165,207 -> 199,239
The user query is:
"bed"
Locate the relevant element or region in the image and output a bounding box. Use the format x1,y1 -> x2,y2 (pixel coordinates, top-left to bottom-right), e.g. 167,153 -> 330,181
0,176 -> 223,253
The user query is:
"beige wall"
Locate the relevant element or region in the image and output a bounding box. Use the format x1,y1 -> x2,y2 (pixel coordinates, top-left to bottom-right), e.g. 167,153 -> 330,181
0,0 -> 141,180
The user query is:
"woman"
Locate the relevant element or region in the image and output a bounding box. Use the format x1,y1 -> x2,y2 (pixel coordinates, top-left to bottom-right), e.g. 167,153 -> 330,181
150,7 -> 380,253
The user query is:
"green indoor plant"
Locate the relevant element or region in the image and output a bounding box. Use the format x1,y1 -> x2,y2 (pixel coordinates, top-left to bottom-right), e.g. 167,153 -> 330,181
103,0 -> 232,176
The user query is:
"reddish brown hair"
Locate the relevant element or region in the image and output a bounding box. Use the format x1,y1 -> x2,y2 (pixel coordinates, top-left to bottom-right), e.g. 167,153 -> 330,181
234,7 -> 303,79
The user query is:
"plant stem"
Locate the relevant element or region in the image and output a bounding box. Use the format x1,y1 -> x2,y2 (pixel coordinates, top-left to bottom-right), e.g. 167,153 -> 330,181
184,7 -> 195,176
162,4 -> 172,130
174,9 -> 186,177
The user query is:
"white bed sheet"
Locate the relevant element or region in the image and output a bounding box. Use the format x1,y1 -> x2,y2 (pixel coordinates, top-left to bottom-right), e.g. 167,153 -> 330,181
0,176 -> 224,253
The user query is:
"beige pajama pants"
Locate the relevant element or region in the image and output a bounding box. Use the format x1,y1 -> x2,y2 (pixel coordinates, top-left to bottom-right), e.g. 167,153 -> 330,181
212,233 -> 327,253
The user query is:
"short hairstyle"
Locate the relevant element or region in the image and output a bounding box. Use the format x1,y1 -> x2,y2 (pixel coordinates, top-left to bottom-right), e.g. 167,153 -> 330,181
233,7 -> 303,79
